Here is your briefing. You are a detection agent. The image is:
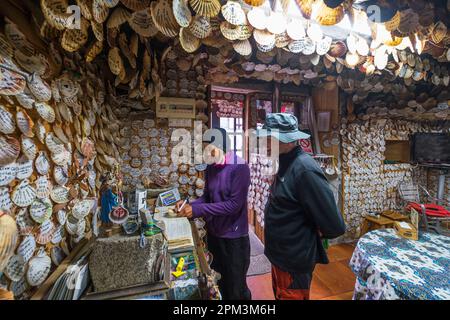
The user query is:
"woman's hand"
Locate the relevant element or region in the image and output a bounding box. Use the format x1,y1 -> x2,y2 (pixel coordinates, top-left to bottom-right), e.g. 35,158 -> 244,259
175,200 -> 184,213
177,204 -> 193,219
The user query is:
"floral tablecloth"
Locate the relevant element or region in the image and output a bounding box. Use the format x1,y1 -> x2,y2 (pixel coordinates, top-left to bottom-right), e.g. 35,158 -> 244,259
350,229 -> 450,300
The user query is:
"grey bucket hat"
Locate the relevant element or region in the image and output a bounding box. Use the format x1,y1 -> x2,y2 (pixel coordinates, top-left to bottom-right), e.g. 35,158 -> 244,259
256,113 -> 310,143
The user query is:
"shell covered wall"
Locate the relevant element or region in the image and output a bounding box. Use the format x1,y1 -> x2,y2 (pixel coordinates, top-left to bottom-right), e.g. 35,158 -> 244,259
0,19 -> 122,299
118,48 -> 209,198
340,118 -> 450,240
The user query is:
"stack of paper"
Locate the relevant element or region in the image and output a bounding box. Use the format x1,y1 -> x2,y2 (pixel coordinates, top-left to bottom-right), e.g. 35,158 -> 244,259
163,218 -> 194,253
46,255 -> 90,300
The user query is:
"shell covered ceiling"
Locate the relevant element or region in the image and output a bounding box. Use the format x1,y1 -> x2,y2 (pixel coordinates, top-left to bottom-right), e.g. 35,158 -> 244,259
7,0 -> 450,121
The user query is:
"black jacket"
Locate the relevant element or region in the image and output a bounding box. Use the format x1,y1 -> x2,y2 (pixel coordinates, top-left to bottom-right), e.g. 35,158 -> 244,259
264,147 -> 346,273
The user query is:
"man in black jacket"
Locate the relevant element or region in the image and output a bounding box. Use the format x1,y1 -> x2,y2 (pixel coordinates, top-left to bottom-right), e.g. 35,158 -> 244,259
257,113 -> 346,300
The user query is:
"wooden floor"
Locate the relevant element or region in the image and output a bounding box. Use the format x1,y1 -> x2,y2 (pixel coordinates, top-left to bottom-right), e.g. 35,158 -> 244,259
247,243 -> 357,300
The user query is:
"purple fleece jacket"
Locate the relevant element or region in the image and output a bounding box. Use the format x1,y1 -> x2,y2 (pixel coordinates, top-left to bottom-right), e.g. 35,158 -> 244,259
191,152 -> 250,239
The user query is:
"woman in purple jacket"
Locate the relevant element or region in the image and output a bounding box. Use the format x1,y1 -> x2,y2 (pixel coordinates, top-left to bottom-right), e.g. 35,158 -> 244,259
177,128 -> 252,300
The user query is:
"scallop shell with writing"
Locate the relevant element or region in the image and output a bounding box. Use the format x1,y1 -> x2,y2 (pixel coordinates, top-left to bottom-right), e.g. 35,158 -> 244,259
30,198 -> 52,224
35,102 -> 56,123
180,28 -> 201,53
28,73 -> 52,102
36,219 -> 55,245
4,254 -> 25,282
50,186 -> 69,204
16,156 -> 33,180
0,64 -> 26,96
188,15 -> 212,39
15,93 -> 35,110
151,0 -> 179,37
0,135 -> 20,166
35,175 -> 52,199
51,224 -> 64,245
26,250 -> 51,287
0,162 -> 17,186
12,179 -> 36,207
72,198 -> 96,220
17,234 -> 36,263
0,104 -> 16,134
15,208 -> 34,235
35,152 -> 50,175
0,187 -> 13,212
53,165 -> 69,187
21,136 -> 37,160
173,0 -> 192,28
57,209 -> 67,225
16,109 -> 34,138
222,1 -> 246,26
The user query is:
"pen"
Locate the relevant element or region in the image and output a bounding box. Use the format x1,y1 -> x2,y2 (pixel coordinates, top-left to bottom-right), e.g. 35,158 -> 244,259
178,197 -> 190,212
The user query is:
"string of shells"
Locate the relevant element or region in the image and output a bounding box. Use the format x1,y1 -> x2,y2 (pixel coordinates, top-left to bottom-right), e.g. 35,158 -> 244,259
339,118 -> 447,239
248,154 -> 275,229
0,22 -> 121,298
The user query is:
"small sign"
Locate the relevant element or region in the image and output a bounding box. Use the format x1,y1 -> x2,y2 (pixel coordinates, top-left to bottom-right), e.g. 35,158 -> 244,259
158,188 -> 181,207
156,97 -> 196,119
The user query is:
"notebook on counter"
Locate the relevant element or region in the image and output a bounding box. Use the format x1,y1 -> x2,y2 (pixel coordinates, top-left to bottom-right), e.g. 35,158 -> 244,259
162,217 -> 194,253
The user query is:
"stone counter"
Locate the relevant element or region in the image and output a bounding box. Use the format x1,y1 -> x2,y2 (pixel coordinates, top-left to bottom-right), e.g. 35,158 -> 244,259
89,234 -> 167,293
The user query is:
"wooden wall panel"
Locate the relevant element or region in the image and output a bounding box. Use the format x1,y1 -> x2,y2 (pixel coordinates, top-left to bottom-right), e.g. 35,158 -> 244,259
312,83 -> 340,158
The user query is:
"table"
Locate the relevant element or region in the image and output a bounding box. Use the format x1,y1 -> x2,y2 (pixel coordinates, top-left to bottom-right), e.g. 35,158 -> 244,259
350,229 -> 450,300
360,215 -> 395,236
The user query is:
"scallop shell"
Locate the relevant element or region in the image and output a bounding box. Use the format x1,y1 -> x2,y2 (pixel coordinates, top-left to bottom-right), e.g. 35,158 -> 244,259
188,15 -> 212,39
50,186 -> 70,204
151,0 -> 179,37
26,250 -> 51,287
61,17 -> 89,52
222,1 -> 246,26
233,39 -> 252,56
21,135 -> 37,160
267,11 -> 286,35
15,208 -> 34,235
17,235 -> 36,263
0,135 -> 20,166
92,0 -> 110,23
0,213 -> 18,272
0,66 -> 26,96
12,179 -> 36,207
35,102 -> 56,123
221,22 -> 252,40
0,162 -> 17,187
189,0 -> 221,18
4,254 -> 25,282
35,151 -> 50,175
35,175 -> 52,199
16,109 -> 34,138
57,209 -> 67,225
315,2 -> 344,26
15,93 -> 35,110
286,18 -> 305,41
253,29 -> 275,46
173,0 -> 192,28
34,121 -> 46,144
72,198 -> 96,220
107,6 -> 131,28
28,73 -> 52,102
51,225 -> 64,245
108,47 -> 124,76
52,166 -> 68,188
329,41 -> 347,58
52,124 -> 69,144
40,0 -> 71,30
125,11 -> 153,38
45,133 -> 65,155
30,198 -> 52,224
50,246 -> 66,265
0,104 -> 16,134
16,156 -> 33,180
296,0 -> 314,19
247,6 -> 268,30
180,28 -> 201,53
36,219 -> 55,245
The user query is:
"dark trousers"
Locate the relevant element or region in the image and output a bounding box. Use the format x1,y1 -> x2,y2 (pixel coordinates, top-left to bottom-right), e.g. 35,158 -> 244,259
207,234 -> 252,300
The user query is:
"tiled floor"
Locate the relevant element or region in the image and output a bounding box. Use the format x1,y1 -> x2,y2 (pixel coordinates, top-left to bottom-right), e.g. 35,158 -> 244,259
247,243 -> 357,300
